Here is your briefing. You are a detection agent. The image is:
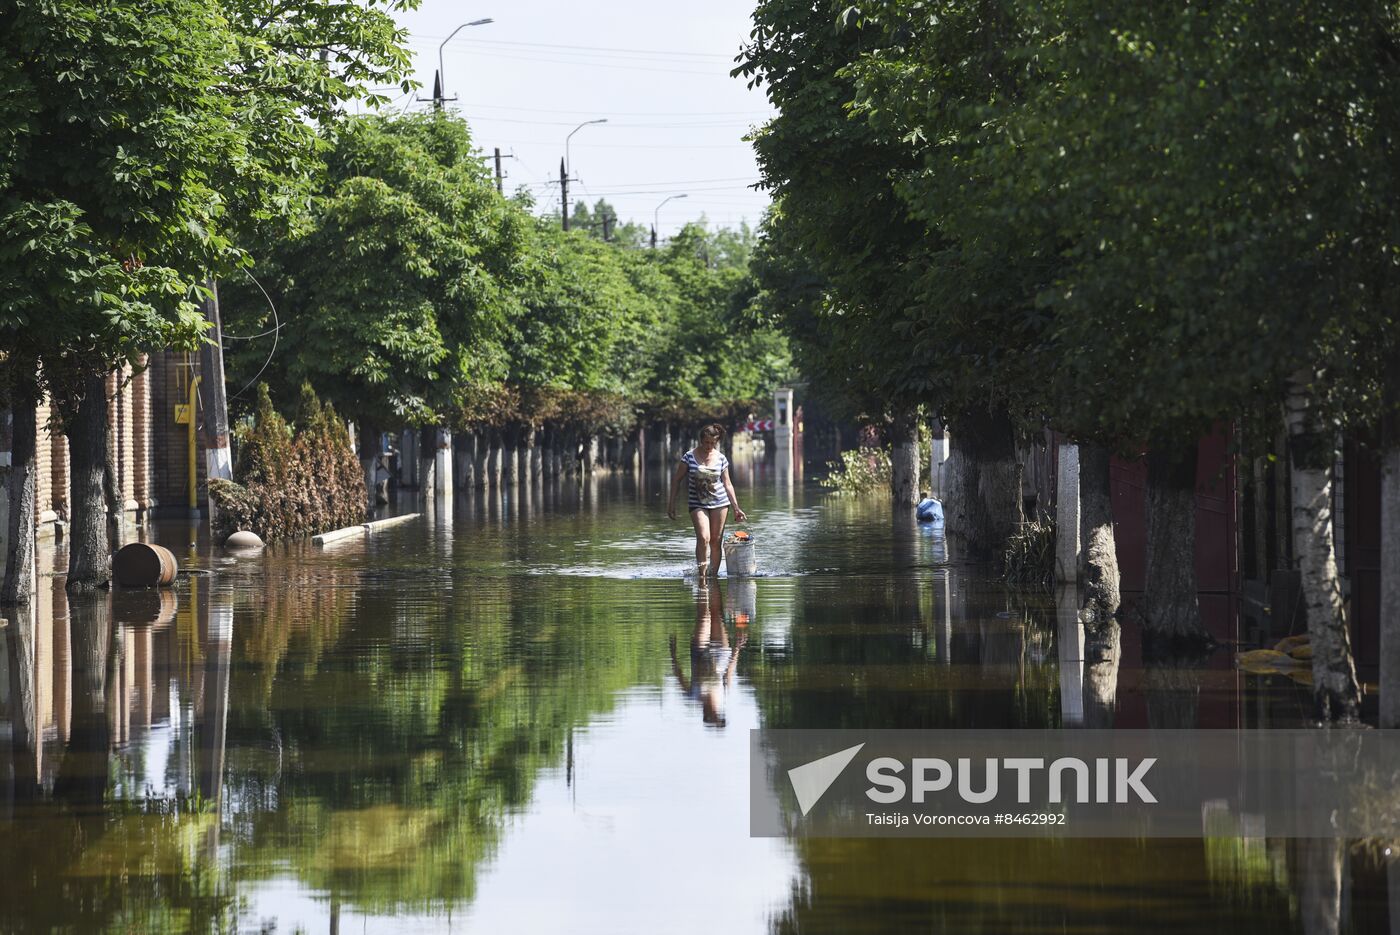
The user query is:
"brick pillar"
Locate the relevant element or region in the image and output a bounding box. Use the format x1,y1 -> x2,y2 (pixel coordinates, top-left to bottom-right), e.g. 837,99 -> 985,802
35,398 -> 55,530
132,355 -> 152,514
116,366 -> 136,513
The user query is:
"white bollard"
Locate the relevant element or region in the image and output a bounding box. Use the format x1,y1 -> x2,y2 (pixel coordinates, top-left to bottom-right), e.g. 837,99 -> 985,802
1055,442 -> 1080,583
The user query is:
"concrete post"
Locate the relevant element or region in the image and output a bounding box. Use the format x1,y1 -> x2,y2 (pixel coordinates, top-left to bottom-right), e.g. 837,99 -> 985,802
1057,585 -> 1085,726
929,430 -> 949,499
418,428 -> 437,499
774,387 -> 795,458
1055,442 -> 1081,583
433,427 -> 452,505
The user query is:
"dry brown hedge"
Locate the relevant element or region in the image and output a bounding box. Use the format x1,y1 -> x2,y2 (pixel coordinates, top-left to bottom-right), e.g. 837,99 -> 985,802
210,383 -> 366,543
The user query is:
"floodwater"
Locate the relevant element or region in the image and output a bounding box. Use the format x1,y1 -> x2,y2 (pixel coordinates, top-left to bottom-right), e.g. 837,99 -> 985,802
0,460 -> 1392,934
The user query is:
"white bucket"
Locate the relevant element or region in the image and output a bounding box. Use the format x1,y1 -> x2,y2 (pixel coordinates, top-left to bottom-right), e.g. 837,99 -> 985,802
723,535 -> 757,577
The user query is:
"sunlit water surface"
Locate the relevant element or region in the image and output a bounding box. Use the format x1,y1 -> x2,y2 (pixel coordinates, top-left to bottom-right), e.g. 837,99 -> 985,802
0,463 -> 1390,933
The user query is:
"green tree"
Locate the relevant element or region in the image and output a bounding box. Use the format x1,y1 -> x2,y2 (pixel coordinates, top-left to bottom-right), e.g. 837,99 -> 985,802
737,0 -> 1024,522
224,113 -> 531,435
857,0 -> 1400,708
0,0 -> 415,596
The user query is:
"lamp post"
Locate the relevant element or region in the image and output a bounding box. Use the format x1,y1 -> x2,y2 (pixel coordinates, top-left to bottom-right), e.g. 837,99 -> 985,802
563,118 -> 607,230
652,194 -> 688,247
435,18 -> 494,110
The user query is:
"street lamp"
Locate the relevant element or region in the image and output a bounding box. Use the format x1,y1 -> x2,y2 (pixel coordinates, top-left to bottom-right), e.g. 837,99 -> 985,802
652,194 -> 688,247
566,118 -> 608,177
562,119 -> 607,231
435,18 -> 494,110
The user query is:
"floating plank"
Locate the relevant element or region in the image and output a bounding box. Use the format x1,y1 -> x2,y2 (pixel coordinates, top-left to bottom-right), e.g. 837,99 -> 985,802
313,513 -> 421,546
312,525 -> 367,546
365,513 -> 420,533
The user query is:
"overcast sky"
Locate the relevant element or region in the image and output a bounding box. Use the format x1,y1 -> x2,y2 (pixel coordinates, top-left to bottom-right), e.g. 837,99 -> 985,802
387,0 -> 773,238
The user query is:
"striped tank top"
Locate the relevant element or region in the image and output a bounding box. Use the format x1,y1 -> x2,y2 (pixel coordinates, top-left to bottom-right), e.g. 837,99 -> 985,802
684,449 -> 730,510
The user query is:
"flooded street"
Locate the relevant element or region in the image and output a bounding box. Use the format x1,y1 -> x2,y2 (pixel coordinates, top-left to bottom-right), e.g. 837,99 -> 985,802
0,466 -> 1389,933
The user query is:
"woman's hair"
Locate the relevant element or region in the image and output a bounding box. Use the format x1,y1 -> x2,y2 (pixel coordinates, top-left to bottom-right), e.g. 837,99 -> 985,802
700,423 -> 726,441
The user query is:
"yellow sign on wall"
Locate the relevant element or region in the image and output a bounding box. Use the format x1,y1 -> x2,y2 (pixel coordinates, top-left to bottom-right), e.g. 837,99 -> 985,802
174,403 -> 191,424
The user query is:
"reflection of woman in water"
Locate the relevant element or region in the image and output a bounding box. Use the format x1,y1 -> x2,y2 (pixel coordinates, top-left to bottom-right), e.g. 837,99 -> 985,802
667,423 -> 747,579
670,583 -> 747,728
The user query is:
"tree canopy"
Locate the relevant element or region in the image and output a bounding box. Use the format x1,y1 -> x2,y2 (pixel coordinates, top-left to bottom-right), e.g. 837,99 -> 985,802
740,0 -> 1400,450
0,0 -> 417,416
224,112 -> 794,433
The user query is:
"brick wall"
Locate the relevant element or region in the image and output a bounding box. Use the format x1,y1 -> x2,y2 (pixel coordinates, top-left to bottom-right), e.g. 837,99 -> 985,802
0,353 -> 208,531
149,350 -> 205,516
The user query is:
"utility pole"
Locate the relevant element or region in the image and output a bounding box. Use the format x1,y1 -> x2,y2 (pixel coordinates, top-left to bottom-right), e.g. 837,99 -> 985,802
601,211 -> 614,243
199,280 -> 233,487
494,147 -> 504,195
560,158 -> 570,231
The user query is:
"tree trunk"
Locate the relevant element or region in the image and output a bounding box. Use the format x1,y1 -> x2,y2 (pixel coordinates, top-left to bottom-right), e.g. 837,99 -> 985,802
472,430 -> 488,488
1382,367 -> 1400,729
945,408 -> 1023,558
522,426 -> 537,483
1285,372 -> 1360,721
586,435 -> 601,475
103,386 -> 122,548
1142,443 -> 1210,652
487,431 -> 503,487
1143,654 -> 1205,728
889,407 -> 919,507
502,426 -> 518,485
66,373 -> 111,592
2,377 -> 38,605
1082,620 -> 1121,729
4,605 -> 39,801
416,426 -> 436,498
462,431 -> 484,489
54,592 -> 112,805
1388,854 -> 1400,935
1297,838 -> 1343,935
1079,443 -> 1121,623
358,421 -> 379,508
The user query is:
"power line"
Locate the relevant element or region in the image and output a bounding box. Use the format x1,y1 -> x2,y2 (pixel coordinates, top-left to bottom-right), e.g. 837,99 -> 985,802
581,185 -> 760,195
580,176 -> 760,188
455,102 -> 771,118
517,177 -> 759,191
437,48 -> 729,77
413,35 -> 731,60
517,140 -> 759,151
461,114 -> 757,129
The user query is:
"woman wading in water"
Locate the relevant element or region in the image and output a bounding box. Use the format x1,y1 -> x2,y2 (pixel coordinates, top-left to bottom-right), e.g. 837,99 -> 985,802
667,424 -> 747,578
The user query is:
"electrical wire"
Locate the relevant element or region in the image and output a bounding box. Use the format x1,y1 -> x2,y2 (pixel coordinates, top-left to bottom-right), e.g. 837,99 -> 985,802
228,268 -> 280,402
438,48 -> 728,77
455,102 -> 770,118
462,114 -> 756,128
413,35 -> 731,60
